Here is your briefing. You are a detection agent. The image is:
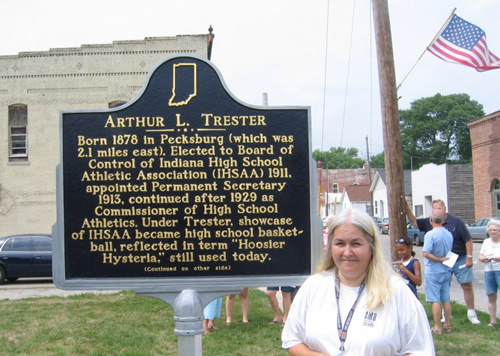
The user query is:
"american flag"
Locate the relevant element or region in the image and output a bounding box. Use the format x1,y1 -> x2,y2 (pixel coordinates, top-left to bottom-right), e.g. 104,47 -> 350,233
428,14 -> 500,71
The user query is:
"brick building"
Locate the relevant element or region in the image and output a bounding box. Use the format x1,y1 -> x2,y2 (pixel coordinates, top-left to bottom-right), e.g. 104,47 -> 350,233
316,163 -> 376,217
467,111 -> 500,219
0,31 -> 214,235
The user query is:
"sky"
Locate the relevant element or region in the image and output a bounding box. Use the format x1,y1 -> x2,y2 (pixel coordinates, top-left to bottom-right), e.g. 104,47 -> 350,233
1,0 -> 499,157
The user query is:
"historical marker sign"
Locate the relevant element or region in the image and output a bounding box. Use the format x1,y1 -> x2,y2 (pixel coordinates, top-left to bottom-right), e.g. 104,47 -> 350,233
53,54 -> 320,291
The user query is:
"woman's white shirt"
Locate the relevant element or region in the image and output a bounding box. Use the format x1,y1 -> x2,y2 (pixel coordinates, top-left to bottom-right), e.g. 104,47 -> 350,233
480,238 -> 500,271
282,269 -> 435,355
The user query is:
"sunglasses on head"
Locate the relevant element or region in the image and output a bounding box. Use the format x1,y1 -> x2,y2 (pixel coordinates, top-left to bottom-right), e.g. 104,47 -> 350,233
395,238 -> 410,244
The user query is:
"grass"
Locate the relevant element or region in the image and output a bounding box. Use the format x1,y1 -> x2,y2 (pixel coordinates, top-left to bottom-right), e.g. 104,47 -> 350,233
0,289 -> 497,355
417,294 -> 498,356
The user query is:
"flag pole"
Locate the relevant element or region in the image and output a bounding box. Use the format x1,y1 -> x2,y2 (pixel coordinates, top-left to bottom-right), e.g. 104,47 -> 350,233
397,7 -> 457,90
423,7 -> 457,53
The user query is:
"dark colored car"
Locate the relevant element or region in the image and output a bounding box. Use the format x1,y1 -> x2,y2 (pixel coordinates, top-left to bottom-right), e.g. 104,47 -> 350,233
0,234 -> 52,284
407,223 -> 425,246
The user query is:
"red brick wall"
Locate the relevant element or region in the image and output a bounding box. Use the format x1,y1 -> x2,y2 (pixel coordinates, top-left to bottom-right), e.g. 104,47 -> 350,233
316,166 -> 375,194
468,112 -> 500,219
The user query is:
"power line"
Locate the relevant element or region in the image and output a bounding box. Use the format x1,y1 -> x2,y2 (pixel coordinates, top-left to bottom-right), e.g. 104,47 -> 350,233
320,0 -> 331,151
339,0 -> 357,147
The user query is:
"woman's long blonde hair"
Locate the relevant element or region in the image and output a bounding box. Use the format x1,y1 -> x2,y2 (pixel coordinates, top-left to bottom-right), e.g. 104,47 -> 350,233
316,208 -> 393,309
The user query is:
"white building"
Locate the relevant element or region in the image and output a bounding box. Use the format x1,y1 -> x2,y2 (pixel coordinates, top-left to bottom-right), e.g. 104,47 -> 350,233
409,163 -> 474,223
341,185 -> 371,214
411,163 -> 449,218
370,169 -> 412,219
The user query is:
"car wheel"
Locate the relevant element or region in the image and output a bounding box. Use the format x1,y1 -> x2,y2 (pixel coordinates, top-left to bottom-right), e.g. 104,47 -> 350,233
415,234 -> 423,246
0,266 -> 6,285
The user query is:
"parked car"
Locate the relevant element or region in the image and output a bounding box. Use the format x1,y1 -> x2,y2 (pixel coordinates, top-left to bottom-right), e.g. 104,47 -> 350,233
377,218 -> 390,234
467,217 -> 500,241
0,234 -> 52,284
407,223 -> 425,246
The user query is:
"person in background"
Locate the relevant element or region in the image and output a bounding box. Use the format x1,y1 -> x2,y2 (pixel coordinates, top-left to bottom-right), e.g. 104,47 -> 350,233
478,219 -> 500,327
406,199 -> 481,324
394,236 -> 422,298
282,208 -> 434,355
266,286 -> 296,325
203,297 -> 222,335
422,209 -> 453,334
225,288 -> 249,325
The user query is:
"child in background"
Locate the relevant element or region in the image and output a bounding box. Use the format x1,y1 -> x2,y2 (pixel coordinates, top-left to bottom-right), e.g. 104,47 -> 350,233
395,236 -> 422,298
203,297 -> 222,335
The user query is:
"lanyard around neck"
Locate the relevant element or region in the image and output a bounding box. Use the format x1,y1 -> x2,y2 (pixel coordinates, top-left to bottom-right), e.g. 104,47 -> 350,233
335,274 -> 366,352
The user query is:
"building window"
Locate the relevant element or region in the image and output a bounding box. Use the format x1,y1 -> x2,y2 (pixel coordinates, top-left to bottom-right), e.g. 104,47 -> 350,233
493,179 -> 500,216
415,205 -> 424,218
374,201 -> 378,215
8,104 -> 28,160
332,183 -> 339,193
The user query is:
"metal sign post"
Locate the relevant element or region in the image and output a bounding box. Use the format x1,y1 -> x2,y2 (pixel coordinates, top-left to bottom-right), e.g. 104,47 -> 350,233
136,289 -> 240,356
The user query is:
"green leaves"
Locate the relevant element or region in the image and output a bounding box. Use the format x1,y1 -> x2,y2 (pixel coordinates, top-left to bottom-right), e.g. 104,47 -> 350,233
313,147 -> 366,169
314,92 -> 484,170
399,93 -> 484,169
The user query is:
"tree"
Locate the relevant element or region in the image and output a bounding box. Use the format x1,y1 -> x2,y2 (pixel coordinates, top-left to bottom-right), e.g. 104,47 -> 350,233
312,147 -> 366,169
369,152 -> 385,168
399,93 -> 484,169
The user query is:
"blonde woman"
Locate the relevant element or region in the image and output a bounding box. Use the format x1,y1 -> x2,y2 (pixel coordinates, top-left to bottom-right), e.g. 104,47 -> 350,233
282,209 -> 434,355
479,219 -> 500,327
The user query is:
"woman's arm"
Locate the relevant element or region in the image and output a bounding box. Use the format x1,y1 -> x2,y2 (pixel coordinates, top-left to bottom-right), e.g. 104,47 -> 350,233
288,343 -> 329,356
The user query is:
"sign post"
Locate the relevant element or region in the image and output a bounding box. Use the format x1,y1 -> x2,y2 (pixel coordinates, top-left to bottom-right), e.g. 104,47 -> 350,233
53,54 -> 321,354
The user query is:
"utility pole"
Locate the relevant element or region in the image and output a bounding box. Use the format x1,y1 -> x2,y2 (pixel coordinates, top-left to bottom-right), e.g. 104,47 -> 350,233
371,0 -> 407,260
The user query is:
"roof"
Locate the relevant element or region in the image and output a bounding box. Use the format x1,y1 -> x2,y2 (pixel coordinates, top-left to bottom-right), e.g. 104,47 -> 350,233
343,185 -> 370,202
467,110 -> 500,127
369,169 -> 412,195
